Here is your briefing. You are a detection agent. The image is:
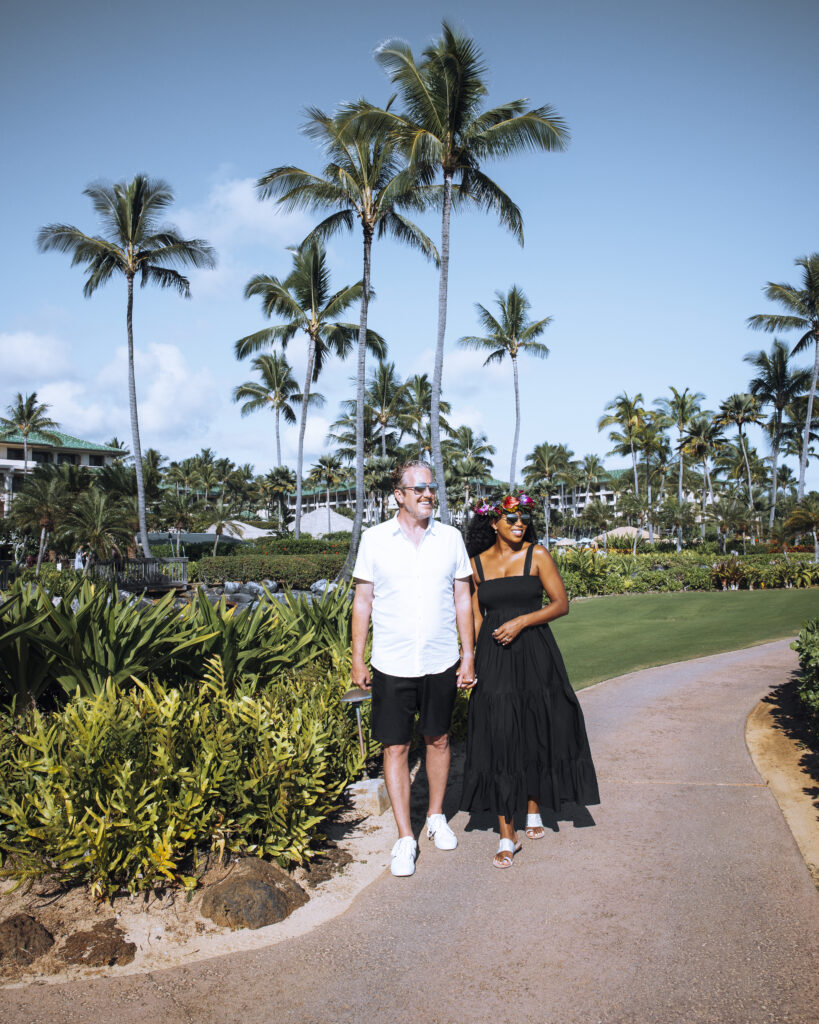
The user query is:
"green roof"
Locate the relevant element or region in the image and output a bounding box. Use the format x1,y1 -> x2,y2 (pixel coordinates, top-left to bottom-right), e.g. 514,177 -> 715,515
0,428 -> 122,453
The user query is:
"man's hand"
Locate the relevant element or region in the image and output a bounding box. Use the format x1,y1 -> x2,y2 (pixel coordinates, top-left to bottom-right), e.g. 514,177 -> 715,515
457,651 -> 476,689
351,658 -> 372,691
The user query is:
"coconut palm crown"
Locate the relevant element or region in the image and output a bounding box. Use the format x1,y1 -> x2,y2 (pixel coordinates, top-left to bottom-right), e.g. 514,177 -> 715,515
0,393 -> 61,475
747,254 -> 819,500
36,175 -> 216,556
458,285 -> 551,490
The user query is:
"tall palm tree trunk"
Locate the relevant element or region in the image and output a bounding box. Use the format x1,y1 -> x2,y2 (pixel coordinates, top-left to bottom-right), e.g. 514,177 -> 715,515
275,408 -> 282,467
738,428 -> 754,510
342,228 -> 373,580
769,435 -> 780,530
701,461 -> 708,539
430,173 -> 453,523
509,354 -> 521,490
23,437 -> 29,477
799,341 -> 819,501
126,276 -> 152,557
327,482 -> 331,534
630,441 -> 639,496
36,526 -> 47,576
295,334 -> 317,540
677,430 -> 685,550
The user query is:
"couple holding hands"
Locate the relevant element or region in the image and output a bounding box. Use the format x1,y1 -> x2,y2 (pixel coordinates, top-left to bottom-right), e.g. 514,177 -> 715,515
352,461 -> 599,875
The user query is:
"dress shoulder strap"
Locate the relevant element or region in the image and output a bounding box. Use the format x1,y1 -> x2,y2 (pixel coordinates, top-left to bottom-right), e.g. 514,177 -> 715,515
474,553 -> 486,582
523,543 -> 535,576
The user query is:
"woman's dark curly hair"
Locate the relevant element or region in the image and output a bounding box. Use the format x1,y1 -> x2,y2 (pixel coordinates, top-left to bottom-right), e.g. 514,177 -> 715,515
465,514 -> 537,558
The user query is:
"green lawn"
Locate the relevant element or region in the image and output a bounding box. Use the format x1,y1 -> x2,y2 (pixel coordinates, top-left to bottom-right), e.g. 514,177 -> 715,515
551,589 -> 819,690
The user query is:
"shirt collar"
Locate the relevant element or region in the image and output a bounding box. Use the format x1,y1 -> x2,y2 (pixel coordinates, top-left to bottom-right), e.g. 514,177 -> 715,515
389,512 -> 439,537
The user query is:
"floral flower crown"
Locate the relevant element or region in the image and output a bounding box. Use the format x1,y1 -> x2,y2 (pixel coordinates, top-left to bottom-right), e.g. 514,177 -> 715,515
473,492 -> 535,519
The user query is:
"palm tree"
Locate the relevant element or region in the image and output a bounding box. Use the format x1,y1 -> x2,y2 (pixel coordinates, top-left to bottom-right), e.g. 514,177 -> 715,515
680,414 -> 724,538
785,494 -> 819,562
37,175 -> 216,557
716,393 -> 762,511
9,472 -> 66,574
448,425 -> 496,521
234,241 -> 384,537
207,497 -> 243,557
257,108 -> 436,576
523,442 -> 567,548
579,454 -> 605,507
364,360 -> 411,457
308,454 -> 344,534
0,392 -> 61,476
403,374 -> 452,461
263,466 -> 296,533
654,387 -> 704,548
458,285 -> 551,489
657,497 -> 697,552
371,21 -> 569,521
233,353 -> 320,468
63,490 -> 135,561
747,254 -> 819,499
598,392 -> 646,496
745,339 -> 810,528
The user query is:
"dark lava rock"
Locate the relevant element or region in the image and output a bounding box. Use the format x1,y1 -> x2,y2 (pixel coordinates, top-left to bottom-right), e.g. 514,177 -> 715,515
200,858 -> 308,930
0,913 -> 54,963
60,919 -> 136,967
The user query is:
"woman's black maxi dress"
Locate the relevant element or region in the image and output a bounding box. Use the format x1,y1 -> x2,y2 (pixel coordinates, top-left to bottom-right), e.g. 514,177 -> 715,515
461,544 -> 600,821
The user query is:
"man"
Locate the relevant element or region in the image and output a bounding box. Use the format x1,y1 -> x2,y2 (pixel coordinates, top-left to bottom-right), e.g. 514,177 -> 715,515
352,460 -> 475,877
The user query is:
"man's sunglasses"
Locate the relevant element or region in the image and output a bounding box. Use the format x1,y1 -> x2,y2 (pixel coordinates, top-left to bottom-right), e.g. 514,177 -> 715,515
503,512 -> 531,524
399,483 -> 439,494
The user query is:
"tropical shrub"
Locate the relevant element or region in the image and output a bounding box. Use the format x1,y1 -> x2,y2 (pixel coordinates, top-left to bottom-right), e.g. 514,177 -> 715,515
244,536 -> 350,555
17,563 -> 83,596
0,657 -> 372,898
792,618 -> 819,740
192,553 -> 346,587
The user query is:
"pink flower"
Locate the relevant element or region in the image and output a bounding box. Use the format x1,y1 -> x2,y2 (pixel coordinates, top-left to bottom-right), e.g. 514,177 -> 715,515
501,495 -> 520,512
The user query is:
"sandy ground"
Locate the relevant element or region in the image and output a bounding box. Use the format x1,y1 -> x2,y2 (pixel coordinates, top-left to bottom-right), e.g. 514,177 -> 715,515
2,639 -> 818,1024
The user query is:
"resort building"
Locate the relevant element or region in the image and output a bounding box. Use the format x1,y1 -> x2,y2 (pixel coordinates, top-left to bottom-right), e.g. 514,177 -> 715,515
0,429 -> 123,517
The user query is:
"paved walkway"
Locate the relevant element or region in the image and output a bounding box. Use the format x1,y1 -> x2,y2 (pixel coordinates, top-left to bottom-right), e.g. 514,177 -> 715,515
4,640 -> 818,1024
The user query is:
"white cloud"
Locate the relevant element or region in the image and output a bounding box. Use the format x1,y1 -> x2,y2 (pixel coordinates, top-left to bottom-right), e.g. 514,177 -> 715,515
1,331 -> 75,391
174,176 -> 312,299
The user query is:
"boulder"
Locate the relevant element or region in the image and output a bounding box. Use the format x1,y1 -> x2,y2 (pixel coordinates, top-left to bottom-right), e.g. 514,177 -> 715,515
310,579 -> 329,593
228,591 -> 253,604
262,579 -> 279,593
0,913 -> 54,964
59,919 -> 136,967
223,581 -> 241,595
241,581 -> 265,596
200,858 -> 307,931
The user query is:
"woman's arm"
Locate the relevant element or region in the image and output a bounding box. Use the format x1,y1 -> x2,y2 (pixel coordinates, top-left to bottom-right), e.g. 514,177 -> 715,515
490,546 -> 570,647
469,558 -> 484,640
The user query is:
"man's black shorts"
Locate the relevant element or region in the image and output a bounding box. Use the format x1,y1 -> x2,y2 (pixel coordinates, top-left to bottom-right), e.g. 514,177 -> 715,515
370,661 -> 459,746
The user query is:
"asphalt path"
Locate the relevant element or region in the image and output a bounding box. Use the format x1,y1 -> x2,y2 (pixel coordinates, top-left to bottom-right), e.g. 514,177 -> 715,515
4,640 -> 818,1024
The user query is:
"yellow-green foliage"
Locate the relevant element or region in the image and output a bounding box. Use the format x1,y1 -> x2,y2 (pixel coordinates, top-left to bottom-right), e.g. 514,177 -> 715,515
0,657 -> 370,899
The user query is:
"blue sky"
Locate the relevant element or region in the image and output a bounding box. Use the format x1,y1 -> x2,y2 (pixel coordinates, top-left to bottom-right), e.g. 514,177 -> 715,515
2,0 -> 818,489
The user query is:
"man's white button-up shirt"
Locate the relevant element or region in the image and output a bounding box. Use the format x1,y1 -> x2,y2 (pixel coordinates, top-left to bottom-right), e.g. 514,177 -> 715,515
353,515 -> 471,677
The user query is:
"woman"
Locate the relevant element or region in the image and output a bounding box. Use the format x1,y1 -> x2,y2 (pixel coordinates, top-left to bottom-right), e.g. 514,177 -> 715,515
461,493 -> 599,868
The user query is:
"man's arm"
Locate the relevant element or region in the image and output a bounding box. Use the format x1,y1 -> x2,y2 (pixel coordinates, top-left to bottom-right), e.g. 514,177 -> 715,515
453,577 -> 476,689
351,580 -> 374,690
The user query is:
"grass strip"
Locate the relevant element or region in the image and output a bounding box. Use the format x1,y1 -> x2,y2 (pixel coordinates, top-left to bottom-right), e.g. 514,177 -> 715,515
552,589 -> 819,690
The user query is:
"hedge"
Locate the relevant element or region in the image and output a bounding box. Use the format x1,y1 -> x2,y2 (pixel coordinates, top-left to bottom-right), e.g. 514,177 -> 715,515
0,659 -> 374,897
792,618 -> 819,741
191,553 -> 347,587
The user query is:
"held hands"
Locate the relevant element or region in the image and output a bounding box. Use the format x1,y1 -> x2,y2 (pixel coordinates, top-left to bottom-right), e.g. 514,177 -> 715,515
492,616 -> 525,647
457,652 -> 477,690
351,659 -> 371,691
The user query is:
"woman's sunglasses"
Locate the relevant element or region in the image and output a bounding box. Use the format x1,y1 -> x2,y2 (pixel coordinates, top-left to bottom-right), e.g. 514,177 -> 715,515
503,512 -> 531,524
399,482 -> 439,494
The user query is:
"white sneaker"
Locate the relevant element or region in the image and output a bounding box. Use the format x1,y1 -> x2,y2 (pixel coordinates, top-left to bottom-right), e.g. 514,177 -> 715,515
426,814 -> 458,850
390,836 -> 418,876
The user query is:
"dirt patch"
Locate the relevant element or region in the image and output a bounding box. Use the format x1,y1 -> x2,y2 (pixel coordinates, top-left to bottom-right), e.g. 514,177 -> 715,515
746,675 -> 819,888
60,919 -> 136,967
0,801 -> 387,987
